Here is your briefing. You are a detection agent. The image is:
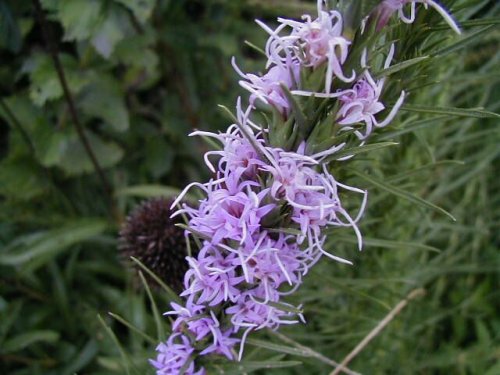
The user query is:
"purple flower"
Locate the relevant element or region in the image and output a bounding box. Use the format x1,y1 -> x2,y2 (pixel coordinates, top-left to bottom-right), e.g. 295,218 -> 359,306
233,57 -> 300,116
192,125 -> 266,178
182,244 -> 245,306
262,145 -> 367,264
335,47 -> 405,140
226,286 -> 304,359
183,184 -> 275,245
167,301 -> 217,341
337,78 -> 385,136
257,1 -> 355,94
199,328 -> 239,360
150,333 -> 205,375
238,233 -> 307,299
374,0 -> 461,34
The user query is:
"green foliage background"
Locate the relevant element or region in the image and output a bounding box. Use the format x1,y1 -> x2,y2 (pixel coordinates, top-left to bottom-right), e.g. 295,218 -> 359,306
0,0 -> 498,374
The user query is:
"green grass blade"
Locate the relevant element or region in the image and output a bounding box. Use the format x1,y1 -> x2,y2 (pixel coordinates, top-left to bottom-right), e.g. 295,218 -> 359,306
431,25 -> 496,56
96,314 -> 132,375
374,56 -> 429,78
108,312 -> 157,345
352,170 -> 456,221
138,270 -> 167,343
332,142 -> 399,160
130,256 -> 182,305
399,104 -> 500,119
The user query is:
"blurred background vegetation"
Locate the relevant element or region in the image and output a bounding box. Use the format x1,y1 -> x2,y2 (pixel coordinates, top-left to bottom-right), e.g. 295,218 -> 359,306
0,0 -> 498,374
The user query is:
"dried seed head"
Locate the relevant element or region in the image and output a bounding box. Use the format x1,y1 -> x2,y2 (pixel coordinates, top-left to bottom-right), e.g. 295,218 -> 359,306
119,198 -> 190,293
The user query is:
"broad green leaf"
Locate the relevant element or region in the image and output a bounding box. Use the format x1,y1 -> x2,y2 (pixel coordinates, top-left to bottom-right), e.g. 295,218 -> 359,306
53,130 -> 124,175
113,33 -> 159,76
37,130 -> 65,167
0,158 -> 49,200
56,0 -> 103,41
114,0 -> 156,24
78,77 -> 130,132
91,6 -> 129,58
352,170 -> 456,221
26,53 -> 87,106
144,137 -> 173,178
2,330 -> 60,352
0,2 -> 22,53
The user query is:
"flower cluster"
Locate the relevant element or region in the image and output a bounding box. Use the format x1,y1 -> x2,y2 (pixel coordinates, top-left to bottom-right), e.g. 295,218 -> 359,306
151,1 -> 460,373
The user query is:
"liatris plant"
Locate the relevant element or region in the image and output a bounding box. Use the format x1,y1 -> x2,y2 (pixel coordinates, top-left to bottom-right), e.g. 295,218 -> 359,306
150,1 -> 461,373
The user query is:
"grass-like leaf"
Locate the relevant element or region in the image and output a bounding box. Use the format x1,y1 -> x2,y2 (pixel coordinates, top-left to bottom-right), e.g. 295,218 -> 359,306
130,256 -> 182,305
399,104 -> 500,118
374,56 -> 430,78
108,312 -> 157,345
246,338 -> 312,357
115,185 -> 182,199
0,219 -> 107,272
1,330 -> 59,352
332,142 -> 399,160
430,25 -> 496,57
138,270 -> 167,342
97,314 -> 133,375
352,170 -> 456,221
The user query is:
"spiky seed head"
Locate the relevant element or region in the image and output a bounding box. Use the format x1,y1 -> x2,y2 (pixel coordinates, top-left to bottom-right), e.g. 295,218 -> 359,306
119,198 -> 190,293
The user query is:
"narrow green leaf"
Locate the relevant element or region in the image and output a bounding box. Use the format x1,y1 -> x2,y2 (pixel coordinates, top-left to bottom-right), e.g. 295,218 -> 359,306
0,220 -> 107,271
108,312 -> 156,345
266,300 -> 303,314
96,314 -> 131,375
130,257 -> 182,305
61,339 -> 99,375
217,104 -> 238,123
280,83 -> 308,138
138,271 -> 166,342
331,142 -> 399,160
431,25 -> 495,57
374,56 -> 429,78
428,18 -> 500,31
246,338 -> 312,357
352,170 -> 456,221
115,185 -> 186,200
2,330 -> 59,352
334,234 -> 441,253
399,104 -> 500,119
244,40 -> 266,57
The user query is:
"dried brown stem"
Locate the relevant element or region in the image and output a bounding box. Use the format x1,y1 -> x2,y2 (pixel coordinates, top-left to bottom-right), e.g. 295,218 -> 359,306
330,288 -> 426,375
32,0 -> 115,211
